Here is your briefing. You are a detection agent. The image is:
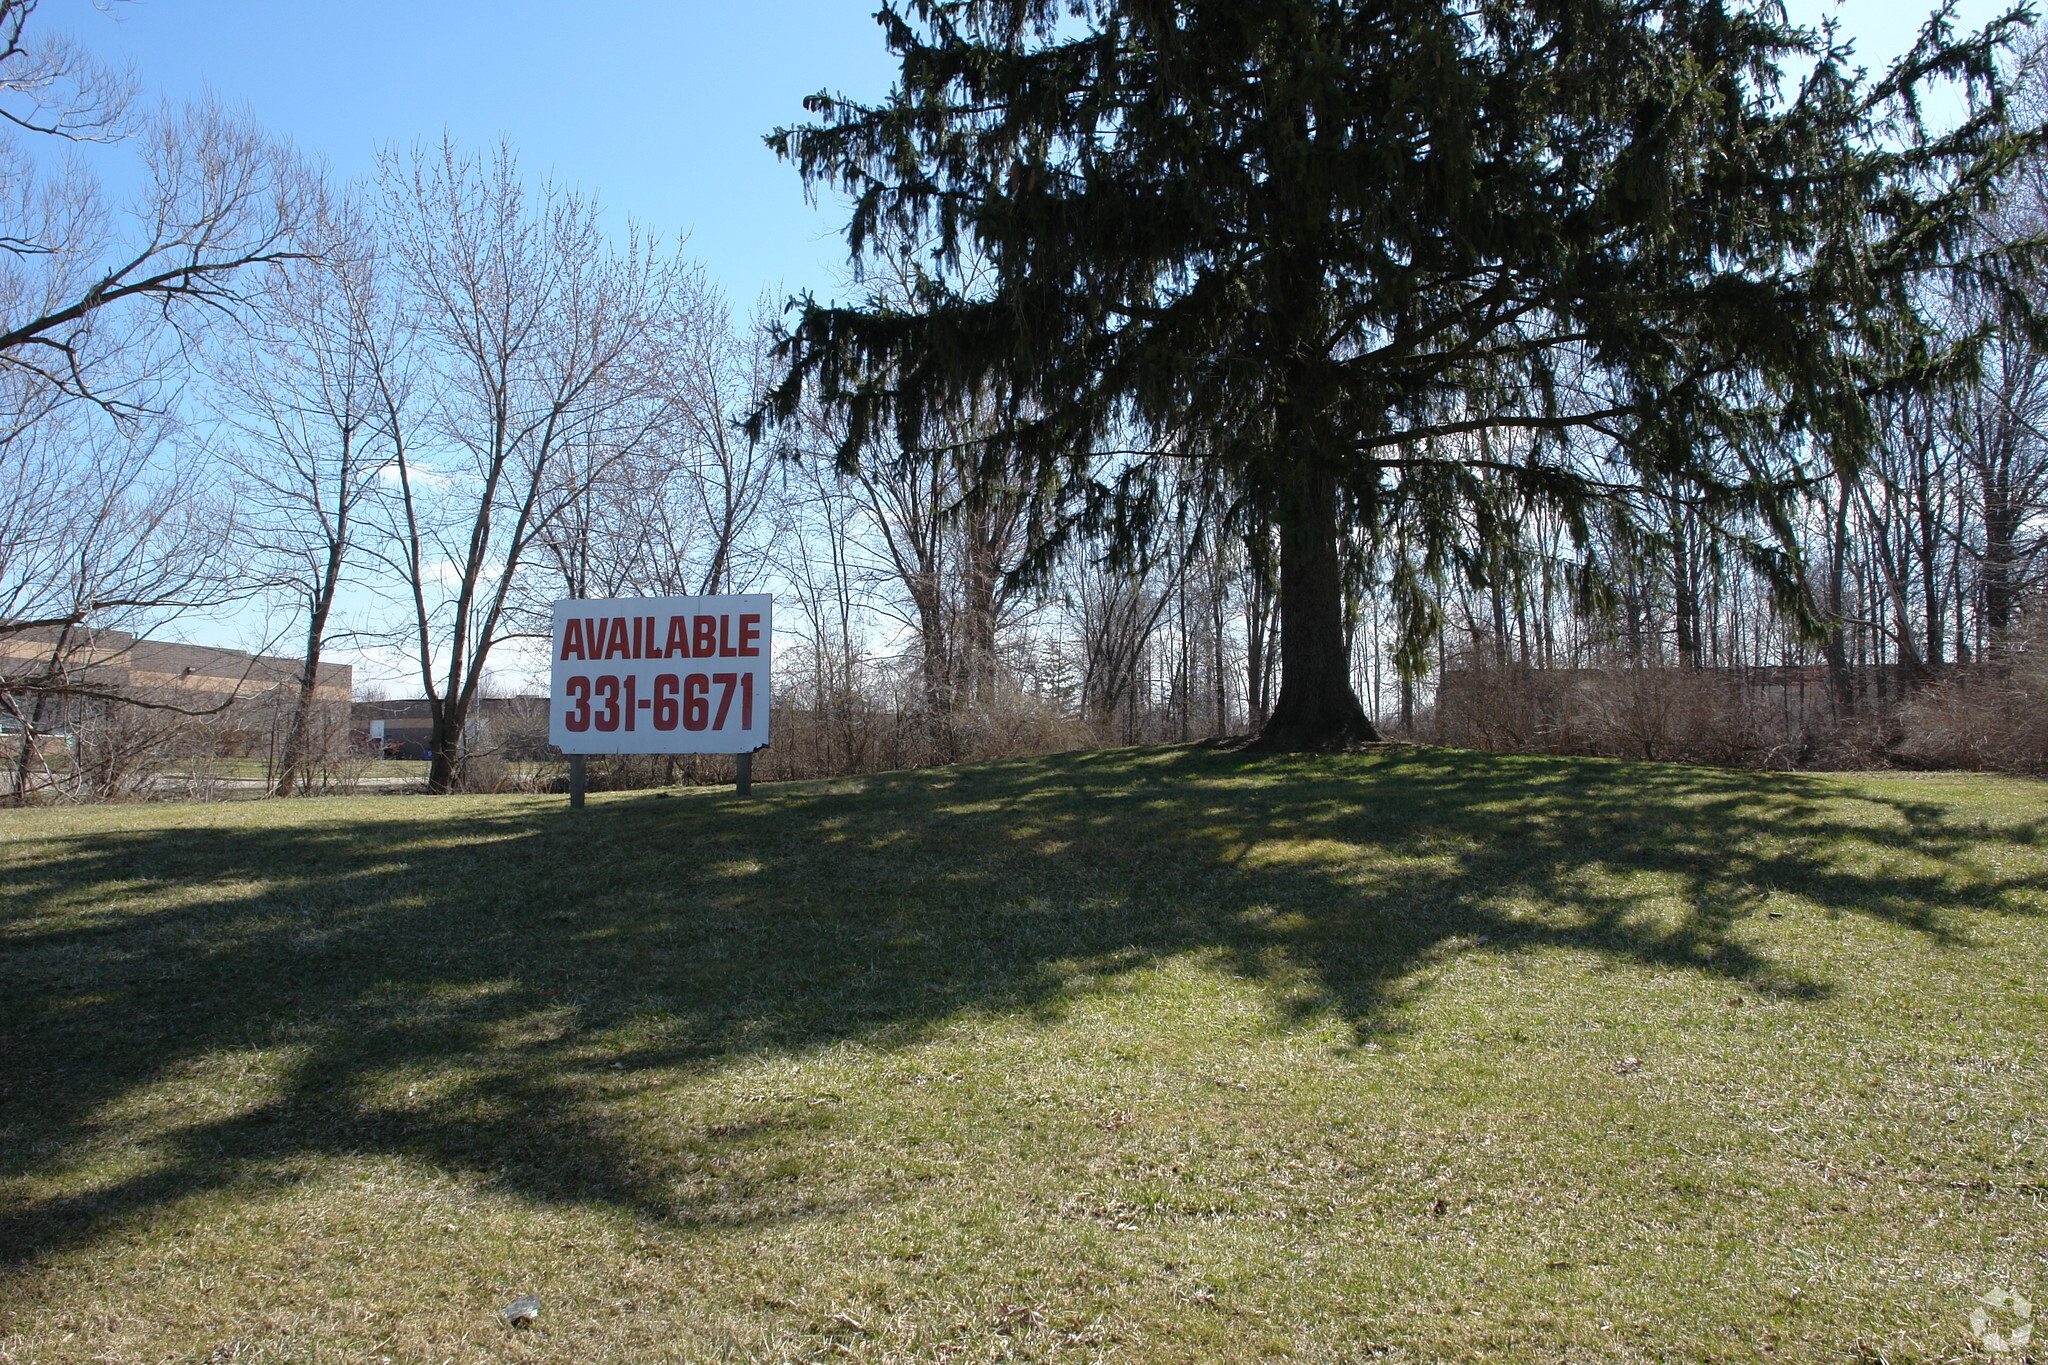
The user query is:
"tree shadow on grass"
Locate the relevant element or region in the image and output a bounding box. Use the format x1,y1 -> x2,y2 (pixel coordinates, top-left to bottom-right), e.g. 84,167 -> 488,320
0,746 -> 2039,1272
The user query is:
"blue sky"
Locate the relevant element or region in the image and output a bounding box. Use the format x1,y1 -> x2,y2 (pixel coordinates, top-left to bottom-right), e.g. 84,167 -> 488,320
52,0 -> 906,309
52,0 -> 2010,314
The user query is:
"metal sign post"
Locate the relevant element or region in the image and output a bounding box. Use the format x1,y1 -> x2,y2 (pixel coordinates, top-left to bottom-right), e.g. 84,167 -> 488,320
548,594 -> 772,809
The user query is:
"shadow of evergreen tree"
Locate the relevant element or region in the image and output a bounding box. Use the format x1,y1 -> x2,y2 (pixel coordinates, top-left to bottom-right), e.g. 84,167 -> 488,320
1,746 -> 2038,1270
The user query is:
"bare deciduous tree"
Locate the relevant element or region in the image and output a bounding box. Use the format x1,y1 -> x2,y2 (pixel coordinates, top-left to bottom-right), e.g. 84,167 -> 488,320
212,188 -> 387,795
0,405 -> 237,799
0,0 -> 307,794
0,2 -> 313,412
374,138 -> 696,792
536,293 -> 780,603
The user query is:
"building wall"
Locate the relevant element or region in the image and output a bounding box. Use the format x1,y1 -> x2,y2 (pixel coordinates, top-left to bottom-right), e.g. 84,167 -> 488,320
0,627 -> 352,749
351,696 -> 550,758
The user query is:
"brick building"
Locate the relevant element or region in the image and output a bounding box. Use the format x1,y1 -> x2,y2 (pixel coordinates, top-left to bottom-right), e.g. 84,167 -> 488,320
0,627 -> 352,754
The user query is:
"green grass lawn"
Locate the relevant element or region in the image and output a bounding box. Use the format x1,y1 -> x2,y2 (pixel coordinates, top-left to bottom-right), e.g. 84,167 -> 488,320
0,746 -> 2042,1364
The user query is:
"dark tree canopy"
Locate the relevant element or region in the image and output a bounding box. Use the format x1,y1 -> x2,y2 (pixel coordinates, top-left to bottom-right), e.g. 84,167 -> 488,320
759,0 -> 2043,749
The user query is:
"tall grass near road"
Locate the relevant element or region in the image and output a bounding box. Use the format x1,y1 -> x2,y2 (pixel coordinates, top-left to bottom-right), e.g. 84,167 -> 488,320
0,747 -> 2043,1363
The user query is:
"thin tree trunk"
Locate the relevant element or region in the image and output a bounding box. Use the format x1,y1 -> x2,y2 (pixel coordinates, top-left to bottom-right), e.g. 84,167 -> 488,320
1672,507 -> 1701,670
1243,533 -> 1275,725
1914,441 -> 1944,671
10,625 -> 71,804
275,529 -> 348,797
1210,550 -> 1228,733
273,652 -> 323,797
1983,493 -> 2019,662
1824,479 -> 1853,718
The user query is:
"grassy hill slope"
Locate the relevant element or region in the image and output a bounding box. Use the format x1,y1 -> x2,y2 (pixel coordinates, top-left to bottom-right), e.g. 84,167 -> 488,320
0,746 -> 2043,1363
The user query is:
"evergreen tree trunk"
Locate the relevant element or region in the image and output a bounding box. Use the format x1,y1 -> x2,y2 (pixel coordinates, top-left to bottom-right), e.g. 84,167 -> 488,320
1253,467 -> 1381,750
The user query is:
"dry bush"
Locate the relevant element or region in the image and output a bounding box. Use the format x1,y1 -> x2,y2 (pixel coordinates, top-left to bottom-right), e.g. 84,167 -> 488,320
564,753 -> 720,793
949,682 -> 1096,762
759,686 -> 902,782
1429,648 -> 1802,768
1898,620 -> 2048,773
518,678 -> 1097,792
5,689 -> 226,803
1570,666 -> 1785,766
451,750 -> 512,793
756,683 -> 1092,784
1427,653 -> 1579,754
276,701 -> 375,795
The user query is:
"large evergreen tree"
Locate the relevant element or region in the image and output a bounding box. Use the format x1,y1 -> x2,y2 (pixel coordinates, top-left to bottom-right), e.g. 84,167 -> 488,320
759,0 -> 2039,749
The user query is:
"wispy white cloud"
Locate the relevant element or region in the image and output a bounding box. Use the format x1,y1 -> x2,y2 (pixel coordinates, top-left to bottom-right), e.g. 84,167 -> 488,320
375,460 -> 469,493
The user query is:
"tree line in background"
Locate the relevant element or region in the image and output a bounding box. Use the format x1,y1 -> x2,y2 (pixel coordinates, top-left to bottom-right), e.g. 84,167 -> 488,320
2,0 -> 2047,801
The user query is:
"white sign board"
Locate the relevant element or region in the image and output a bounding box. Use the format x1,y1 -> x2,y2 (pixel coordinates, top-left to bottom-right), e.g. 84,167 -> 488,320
549,595 -> 771,754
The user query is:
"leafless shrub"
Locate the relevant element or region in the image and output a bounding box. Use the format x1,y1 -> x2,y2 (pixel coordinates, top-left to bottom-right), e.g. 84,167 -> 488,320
1429,646 -> 1801,768
1572,667 -> 1779,767
285,700 -> 376,794
16,685 -> 210,802
1427,652 -> 1577,755
1897,612 -> 2048,772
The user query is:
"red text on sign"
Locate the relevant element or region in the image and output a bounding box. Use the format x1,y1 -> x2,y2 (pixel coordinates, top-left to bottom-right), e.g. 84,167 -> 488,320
559,613 -> 763,663
558,672 -> 754,733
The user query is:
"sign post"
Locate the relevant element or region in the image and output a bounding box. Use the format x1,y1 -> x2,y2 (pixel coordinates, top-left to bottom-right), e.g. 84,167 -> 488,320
549,594 -> 771,805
